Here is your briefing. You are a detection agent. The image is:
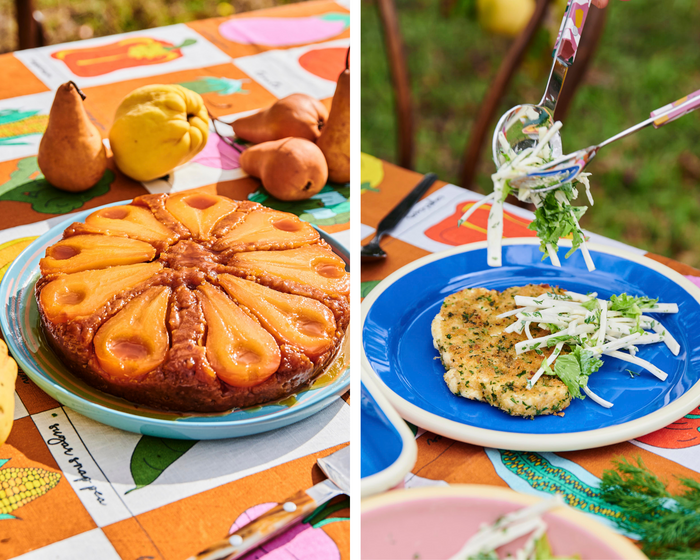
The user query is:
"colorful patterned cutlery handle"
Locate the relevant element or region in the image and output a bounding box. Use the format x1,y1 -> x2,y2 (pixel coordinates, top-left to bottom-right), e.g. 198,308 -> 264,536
189,489 -> 318,560
651,90 -> 700,128
553,0 -> 592,64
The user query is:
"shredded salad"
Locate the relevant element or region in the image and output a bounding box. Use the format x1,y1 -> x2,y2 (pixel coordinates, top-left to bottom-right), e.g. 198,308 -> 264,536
449,496 -> 578,560
460,118 -> 594,270
498,290 -> 679,408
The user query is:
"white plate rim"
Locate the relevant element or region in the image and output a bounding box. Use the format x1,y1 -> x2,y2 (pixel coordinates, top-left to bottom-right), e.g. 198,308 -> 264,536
361,238 -> 700,452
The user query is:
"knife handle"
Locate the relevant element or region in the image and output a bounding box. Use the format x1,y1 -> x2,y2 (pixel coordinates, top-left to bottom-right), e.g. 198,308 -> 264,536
189,490 -> 317,560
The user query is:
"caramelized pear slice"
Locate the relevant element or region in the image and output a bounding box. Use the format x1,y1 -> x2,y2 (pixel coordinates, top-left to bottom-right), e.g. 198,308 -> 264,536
218,274 -> 336,360
85,205 -> 176,245
94,286 -> 170,379
197,282 -> 281,388
165,192 -> 236,240
230,245 -> 349,296
40,235 -> 156,275
214,210 -> 319,252
39,262 -> 162,323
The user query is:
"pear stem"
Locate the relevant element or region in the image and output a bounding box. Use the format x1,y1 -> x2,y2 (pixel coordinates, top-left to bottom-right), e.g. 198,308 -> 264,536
69,81 -> 87,101
345,47 -> 350,71
206,107 -> 244,154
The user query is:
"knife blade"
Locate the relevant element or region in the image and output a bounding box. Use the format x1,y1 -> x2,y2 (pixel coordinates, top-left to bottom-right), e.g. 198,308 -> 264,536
189,445 -> 350,560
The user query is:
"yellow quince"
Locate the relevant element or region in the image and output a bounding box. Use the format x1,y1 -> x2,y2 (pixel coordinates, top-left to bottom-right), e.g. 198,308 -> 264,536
477,0 -> 536,38
109,84 -> 209,182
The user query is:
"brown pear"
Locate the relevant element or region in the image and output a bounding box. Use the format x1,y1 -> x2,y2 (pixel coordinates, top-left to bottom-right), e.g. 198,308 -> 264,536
240,138 -> 328,201
233,94 -> 328,143
316,64 -> 350,184
37,82 -> 108,192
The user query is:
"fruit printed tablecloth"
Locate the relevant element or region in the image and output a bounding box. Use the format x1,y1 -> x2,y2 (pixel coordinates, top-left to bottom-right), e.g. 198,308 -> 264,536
0,3 -> 350,558
361,156 -> 700,548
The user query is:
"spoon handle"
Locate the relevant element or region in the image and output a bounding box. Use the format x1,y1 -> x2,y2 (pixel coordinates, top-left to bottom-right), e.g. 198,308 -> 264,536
651,89 -> 700,128
553,1 -> 592,64
375,173 -> 438,239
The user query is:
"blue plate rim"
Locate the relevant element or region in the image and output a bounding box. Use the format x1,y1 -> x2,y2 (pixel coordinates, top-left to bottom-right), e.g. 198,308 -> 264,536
361,370 -> 417,498
0,200 -> 350,436
361,238 -> 700,452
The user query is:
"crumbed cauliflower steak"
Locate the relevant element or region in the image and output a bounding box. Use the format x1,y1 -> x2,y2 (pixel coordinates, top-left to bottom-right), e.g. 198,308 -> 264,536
431,285 -> 572,417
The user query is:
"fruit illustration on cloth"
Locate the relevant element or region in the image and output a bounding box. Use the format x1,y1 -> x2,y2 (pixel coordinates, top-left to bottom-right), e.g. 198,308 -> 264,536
316,51 -> 349,184
218,12 -> 349,47
0,340 -> 18,446
0,459 -> 61,519
477,0 -> 536,38
109,84 -> 209,182
241,138 -> 328,201
51,37 -> 196,78
636,407 -> 700,449
38,82 -> 108,193
233,94 -> 328,144
298,47 -> 349,82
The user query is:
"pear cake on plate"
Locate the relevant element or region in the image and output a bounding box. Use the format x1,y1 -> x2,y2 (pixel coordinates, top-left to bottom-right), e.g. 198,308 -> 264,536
35,192 -> 349,412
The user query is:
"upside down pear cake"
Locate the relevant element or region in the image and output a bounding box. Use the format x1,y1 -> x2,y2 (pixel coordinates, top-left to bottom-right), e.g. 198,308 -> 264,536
36,192 -> 349,412
431,284 -> 571,418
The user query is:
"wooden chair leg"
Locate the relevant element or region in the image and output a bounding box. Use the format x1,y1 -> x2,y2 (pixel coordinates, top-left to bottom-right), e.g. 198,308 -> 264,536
376,0 -> 415,170
553,4 -> 608,123
459,0 -> 553,191
15,0 -> 37,50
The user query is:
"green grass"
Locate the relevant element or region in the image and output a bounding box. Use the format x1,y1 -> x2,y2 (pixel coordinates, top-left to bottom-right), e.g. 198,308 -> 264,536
361,0 -> 700,266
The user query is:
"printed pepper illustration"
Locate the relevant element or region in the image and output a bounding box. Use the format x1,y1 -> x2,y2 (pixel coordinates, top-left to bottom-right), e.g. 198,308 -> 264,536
424,201 -> 535,246
50,37 -> 197,78
0,459 -> 61,519
636,406 -> 700,449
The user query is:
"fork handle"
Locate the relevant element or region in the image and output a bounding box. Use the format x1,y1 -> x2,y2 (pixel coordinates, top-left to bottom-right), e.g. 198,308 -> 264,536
375,173 -> 438,238
553,1 -> 592,64
650,90 -> 700,129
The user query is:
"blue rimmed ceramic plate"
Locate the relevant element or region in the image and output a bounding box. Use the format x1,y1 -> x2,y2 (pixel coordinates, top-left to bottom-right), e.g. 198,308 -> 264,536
361,371 -> 417,498
362,239 -> 700,451
0,202 -> 349,440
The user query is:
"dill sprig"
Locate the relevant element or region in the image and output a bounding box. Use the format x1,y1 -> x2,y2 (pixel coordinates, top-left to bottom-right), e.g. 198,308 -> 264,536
599,457 -> 700,559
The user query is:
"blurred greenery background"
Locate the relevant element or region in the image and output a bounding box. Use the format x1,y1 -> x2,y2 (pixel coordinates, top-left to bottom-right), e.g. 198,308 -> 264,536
0,0 -> 307,53
361,0 -> 700,266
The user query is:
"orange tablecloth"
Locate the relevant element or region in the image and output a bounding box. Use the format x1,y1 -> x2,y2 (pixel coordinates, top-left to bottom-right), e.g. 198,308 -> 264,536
0,2 -> 349,558
361,156 -> 700,547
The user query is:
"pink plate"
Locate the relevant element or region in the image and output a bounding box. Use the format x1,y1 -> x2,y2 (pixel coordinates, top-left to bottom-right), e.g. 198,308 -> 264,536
361,486 -> 647,560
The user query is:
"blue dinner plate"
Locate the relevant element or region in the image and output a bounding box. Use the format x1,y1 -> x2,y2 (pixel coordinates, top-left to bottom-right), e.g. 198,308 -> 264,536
361,373 -> 416,497
362,239 -> 700,451
0,201 -> 350,440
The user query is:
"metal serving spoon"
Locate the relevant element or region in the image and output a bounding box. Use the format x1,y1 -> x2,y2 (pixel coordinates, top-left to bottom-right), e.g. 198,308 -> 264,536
492,0 -> 593,168
509,89 -> 700,192
361,173 -> 438,261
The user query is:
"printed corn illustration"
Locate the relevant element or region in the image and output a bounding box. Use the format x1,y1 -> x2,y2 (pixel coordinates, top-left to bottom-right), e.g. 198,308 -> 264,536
51,38 -> 197,77
0,110 -> 48,146
0,459 -> 61,519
